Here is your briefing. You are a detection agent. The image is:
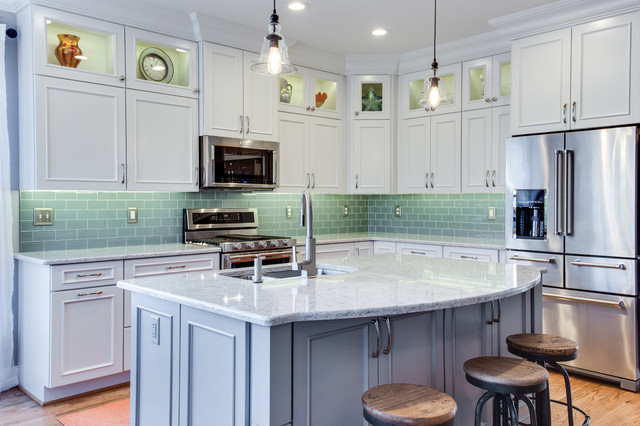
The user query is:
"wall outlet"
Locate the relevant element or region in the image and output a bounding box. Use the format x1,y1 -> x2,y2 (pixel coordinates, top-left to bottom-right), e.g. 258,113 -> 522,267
286,206 -> 293,219
488,207 -> 496,220
395,205 -> 402,218
128,207 -> 138,223
150,315 -> 160,345
33,208 -> 54,225
343,205 -> 349,217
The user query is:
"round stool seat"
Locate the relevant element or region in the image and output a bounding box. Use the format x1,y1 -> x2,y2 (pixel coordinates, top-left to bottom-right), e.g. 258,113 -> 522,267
506,333 -> 578,360
464,356 -> 549,394
362,383 -> 457,426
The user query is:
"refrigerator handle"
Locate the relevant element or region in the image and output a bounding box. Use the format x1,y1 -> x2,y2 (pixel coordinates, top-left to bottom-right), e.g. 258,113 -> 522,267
565,150 -> 573,236
554,150 -> 564,235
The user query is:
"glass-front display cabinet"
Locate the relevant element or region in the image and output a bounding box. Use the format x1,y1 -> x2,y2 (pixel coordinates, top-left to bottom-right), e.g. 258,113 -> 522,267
32,7 -> 126,87
125,28 -> 198,98
352,75 -> 391,120
398,63 -> 462,119
463,53 -> 510,110
278,67 -> 344,119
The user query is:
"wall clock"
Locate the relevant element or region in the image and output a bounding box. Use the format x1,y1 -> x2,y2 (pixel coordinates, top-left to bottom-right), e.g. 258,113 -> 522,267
138,47 -> 174,83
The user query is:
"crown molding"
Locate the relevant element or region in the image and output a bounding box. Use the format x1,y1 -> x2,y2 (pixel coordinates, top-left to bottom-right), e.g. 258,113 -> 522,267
489,0 -> 640,40
344,54 -> 401,75
192,12 -> 280,53
288,44 -> 346,75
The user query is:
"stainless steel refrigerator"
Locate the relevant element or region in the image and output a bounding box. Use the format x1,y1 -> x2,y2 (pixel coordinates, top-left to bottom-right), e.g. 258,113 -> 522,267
505,126 -> 639,391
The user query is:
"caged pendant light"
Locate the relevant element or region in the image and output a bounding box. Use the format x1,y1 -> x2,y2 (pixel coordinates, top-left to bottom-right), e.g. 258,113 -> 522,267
251,0 -> 297,75
419,0 -> 444,108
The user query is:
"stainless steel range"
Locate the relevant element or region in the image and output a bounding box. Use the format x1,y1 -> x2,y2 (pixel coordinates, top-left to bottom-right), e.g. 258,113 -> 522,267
183,208 -> 296,269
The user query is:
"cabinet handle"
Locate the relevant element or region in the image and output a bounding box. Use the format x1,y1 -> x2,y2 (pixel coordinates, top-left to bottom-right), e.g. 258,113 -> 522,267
239,115 -> 244,134
486,300 -> 495,324
461,255 -> 478,260
495,299 -> 501,323
383,317 -> 391,355
570,260 -> 625,270
492,96 -> 498,102
430,172 -> 434,189
571,101 -> 577,122
195,167 -> 199,187
562,103 -> 568,124
371,319 -> 380,358
410,250 -> 426,255
485,170 -> 490,187
246,116 -> 250,134
355,174 -> 359,189
166,265 -> 187,270
491,170 -> 496,187
425,172 -> 429,188
121,163 -> 126,184
311,173 -> 315,189
543,292 -> 626,309
77,272 -> 103,278
509,255 -> 555,264
306,173 -> 310,188
77,291 -> 103,297
119,75 -> 125,82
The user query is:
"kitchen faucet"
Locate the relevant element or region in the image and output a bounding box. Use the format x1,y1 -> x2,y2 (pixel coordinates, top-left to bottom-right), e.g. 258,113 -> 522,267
292,190 -> 316,278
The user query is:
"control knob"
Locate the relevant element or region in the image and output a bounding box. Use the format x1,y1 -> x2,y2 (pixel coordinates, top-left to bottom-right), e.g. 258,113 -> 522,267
270,240 -> 280,248
233,243 -> 244,251
281,240 -> 290,247
246,242 -> 256,250
258,241 -> 268,249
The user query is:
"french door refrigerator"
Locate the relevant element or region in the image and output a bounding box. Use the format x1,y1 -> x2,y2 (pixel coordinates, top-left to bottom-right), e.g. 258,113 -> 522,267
505,126 -> 639,391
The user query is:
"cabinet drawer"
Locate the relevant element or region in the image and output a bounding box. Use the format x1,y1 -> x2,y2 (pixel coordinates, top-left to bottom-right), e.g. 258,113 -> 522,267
443,246 -> 498,263
51,261 -> 123,291
396,243 -> 442,258
124,254 -> 219,278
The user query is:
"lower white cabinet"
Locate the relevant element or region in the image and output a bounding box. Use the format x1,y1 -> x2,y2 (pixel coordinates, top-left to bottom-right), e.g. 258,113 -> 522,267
297,242 -> 374,261
354,241 -> 374,256
373,241 -> 396,254
443,245 -> 499,263
396,242 -> 442,258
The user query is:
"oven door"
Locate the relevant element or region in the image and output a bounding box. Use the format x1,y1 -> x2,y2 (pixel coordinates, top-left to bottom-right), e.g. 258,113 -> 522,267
222,250 -> 293,270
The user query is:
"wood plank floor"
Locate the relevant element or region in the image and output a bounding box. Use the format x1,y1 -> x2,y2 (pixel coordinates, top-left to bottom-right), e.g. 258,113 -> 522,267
0,371 -> 638,425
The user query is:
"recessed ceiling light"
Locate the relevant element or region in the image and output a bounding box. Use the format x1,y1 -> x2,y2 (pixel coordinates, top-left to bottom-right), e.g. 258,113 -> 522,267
372,28 -> 390,36
288,1 -> 309,11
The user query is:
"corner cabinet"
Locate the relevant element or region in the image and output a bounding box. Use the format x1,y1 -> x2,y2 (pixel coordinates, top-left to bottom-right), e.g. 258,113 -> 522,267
511,11 -> 640,135
200,42 -> 278,141
278,66 -> 344,120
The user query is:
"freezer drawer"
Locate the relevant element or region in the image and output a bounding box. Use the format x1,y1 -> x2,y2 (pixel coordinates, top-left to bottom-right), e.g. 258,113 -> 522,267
565,255 -> 637,296
543,288 -> 639,382
506,250 -> 563,288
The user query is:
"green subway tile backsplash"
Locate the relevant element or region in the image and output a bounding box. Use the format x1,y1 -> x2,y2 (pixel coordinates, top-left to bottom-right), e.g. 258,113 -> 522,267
19,191 -> 505,252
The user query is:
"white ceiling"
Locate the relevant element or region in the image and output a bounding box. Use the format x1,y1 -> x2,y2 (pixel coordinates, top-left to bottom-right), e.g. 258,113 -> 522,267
132,0 -> 560,56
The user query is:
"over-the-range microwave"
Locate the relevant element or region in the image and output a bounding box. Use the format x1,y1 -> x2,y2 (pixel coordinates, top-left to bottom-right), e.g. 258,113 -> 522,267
200,136 -> 279,191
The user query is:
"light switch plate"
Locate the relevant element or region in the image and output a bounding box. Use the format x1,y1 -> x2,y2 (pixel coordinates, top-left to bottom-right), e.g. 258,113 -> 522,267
343,205 -> 349,217
286,206 -> 293,219
488,207 -> 496,220
150,315 -> 160,345
128,207 -> 138,223
33,208 -> 54,225
395,205 -> 402,218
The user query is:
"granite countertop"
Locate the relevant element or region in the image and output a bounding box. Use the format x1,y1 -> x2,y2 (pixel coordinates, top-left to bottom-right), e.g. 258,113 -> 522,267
117,254 -> 543,327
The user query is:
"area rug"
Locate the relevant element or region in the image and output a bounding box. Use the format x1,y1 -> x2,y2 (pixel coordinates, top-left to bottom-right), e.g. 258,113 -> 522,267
57,398 -> 129,426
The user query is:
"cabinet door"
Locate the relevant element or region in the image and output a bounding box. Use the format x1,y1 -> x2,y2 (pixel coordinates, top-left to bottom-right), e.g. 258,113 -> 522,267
511,28 -> 571,135
442,246 -> 498,263
353,120 -> 391,193
354,241 -> 374,256
491,105 -> 510,192
462,109 -> 492,193
494,293 -> 530,358
35,76 -> 126,190
50,285 -> 123,387
243,52 -> 278,141
311,70 -> 345,119
277,112 -> 310,192
126,90 -> 198,191
398,117 -> 430,194
293,317 -> 377,426
373,241 -> 396,254
309,117 -> 344,193
570,11 -> 640,129
353,75 -> 391,120
396,243 -> 442,257
462,57 -> 492,111
200,43 -> 243,137
430,112 -> 461,193
316,243 -> 355,260
492,53 -> 511,107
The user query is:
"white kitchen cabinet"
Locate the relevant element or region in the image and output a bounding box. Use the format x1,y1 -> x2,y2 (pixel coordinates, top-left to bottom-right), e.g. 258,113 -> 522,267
354,241 -> 374,256
461,106 -> 509,193
125,90 -> 199,191
462,53 -> 510,111
352,75 -> 392,120
352,120 -> 392,193
200,42 -> 277,141
396,242 -> 443,258
511,11 -> 640,134
277,112 -> 344,193
397,113 -> 461,194
297,242 -> 355,261
398,64 -> 462,119
278,66 -> 344,120
373,241 -> 396,254
443,245 -> 499,263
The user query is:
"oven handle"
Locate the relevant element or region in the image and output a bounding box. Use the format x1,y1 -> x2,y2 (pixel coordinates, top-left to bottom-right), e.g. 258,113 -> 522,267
543,292 -> 626,309
224,251 -> 293,265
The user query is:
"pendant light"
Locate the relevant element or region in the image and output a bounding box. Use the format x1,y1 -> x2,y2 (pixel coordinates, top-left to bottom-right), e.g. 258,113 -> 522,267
251,0 -> 297,75
419,0 -> 443,108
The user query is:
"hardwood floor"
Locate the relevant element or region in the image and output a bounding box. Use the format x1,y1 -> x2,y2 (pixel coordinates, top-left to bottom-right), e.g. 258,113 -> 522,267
0,371 -> 638,425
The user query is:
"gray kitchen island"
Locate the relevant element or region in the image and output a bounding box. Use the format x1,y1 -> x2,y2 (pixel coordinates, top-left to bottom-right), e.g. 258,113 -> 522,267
117,253 -> 543,426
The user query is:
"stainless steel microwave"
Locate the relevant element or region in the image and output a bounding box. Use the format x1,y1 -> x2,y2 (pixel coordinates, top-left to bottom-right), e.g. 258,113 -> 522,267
200,136 -> 279,190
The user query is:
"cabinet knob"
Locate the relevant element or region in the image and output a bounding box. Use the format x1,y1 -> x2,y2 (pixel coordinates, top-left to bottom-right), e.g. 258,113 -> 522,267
310,106 -> 316,112
430,106 -> 435,111
492,97 -> 498,102
119,75 -> 125,82
354,111 -> 359,116
306,106 -> 311,111
485,98 -> 491,103
193,88 -> 200,94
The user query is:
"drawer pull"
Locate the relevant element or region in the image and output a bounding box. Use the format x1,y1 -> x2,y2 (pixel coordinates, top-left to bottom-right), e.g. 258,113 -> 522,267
543,292 -> 625,309
166,265 -> 187,270
77,291 -> 103,297
570,260 -> 625,270
410,251 -> 426,255
509,255 -> 555,264
460,255 -> 478,260
77,272 -> 103,278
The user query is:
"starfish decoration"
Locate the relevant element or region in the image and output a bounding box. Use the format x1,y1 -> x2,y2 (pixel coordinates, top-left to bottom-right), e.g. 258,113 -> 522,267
362,87 -> 383,111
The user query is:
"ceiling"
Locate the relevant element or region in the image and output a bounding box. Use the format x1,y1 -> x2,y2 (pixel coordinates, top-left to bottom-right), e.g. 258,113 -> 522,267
134,0 -> 560,55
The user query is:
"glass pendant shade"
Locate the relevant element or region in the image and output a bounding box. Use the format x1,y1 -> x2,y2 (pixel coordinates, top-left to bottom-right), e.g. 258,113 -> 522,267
420,74 -> 444,108
251,14 -> 297,75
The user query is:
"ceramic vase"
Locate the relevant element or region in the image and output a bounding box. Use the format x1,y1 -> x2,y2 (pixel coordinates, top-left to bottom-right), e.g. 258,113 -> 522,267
55,34 -> 83,68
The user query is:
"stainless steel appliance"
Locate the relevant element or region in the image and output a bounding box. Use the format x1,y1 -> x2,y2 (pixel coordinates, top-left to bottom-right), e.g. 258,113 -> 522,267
200,136 -> 279,191
505,126 -> 640,391
183,208 -> 295,269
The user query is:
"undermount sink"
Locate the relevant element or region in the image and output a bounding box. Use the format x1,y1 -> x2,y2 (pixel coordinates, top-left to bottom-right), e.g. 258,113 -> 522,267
230,265 -> 355,281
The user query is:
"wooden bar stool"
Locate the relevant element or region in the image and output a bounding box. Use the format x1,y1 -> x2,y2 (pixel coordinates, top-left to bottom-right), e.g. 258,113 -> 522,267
506,333 -> 591,426
464,356 -> 548,425
362,383 -> 457,426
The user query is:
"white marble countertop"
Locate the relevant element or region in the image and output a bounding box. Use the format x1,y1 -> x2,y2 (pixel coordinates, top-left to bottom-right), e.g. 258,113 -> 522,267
117,254 -> 543,327
14,243 -> 221,265
308,232 -> 504,249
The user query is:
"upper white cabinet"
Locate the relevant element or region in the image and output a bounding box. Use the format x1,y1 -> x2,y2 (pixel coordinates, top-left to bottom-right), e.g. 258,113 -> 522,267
200,43 -> 277,141
461,106 -> 509,193
398,64 -> 462,119
352,75 -> 392,120
278,67 -> 344,119
462,53 -> 510,111
511,11 -> 640,134
352,120 -> 392,193
397,113 -> 461,194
